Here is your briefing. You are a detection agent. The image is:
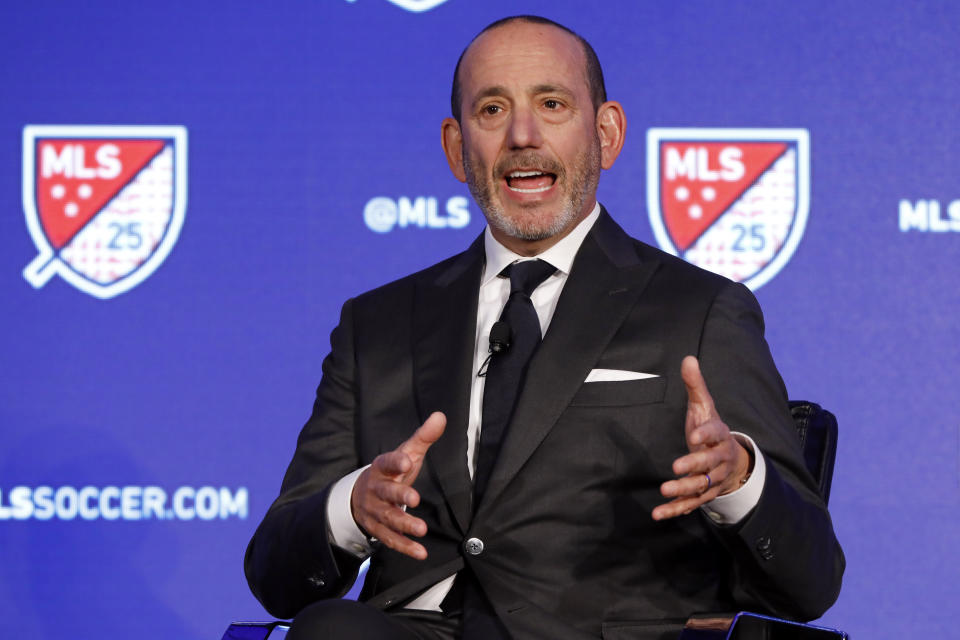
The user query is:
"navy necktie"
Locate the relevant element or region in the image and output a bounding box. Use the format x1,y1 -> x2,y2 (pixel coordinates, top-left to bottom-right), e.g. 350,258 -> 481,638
441,258 -> 556,636
473,258 -> 557,507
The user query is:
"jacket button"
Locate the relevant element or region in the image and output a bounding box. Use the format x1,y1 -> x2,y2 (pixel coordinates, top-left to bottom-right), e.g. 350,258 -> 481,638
755,536 -> 774,560
464,537 -> 485,556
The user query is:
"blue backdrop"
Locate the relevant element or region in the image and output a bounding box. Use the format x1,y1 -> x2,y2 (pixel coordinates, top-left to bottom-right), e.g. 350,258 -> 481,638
1,1 -> 958,638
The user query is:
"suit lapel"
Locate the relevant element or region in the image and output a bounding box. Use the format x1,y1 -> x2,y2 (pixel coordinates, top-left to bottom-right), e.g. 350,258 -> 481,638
475,211 -> 662,516
414,236 -> 484,534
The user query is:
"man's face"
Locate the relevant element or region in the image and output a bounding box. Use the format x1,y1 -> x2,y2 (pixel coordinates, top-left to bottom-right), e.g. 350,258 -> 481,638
443,22 -> 605,252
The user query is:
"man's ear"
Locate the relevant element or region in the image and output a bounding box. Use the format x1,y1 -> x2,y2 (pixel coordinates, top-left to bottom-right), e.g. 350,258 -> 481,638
596,101 -> 627,170
441,117 -> 467,182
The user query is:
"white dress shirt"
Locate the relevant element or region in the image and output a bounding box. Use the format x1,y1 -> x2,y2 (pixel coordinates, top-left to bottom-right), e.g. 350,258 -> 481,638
325,201 -> 765,610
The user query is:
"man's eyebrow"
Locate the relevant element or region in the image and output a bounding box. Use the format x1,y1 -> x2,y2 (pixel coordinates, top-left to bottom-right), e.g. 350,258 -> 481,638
530,84 -> 576,100
471,85 -> 509,107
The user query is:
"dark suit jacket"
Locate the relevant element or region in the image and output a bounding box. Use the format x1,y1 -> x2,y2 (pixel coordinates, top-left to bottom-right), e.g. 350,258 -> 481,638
245,210 -> 844,640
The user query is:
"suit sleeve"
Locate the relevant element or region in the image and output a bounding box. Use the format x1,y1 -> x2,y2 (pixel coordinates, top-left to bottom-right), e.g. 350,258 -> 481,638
244,298 -> 367,619
698,282 -> 845,621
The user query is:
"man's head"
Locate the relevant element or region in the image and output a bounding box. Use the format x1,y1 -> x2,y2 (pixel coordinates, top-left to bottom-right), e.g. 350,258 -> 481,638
441,16 -> 626,256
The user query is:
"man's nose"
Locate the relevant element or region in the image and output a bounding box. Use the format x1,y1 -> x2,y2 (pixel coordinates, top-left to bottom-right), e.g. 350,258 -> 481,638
506,105 -> 543,149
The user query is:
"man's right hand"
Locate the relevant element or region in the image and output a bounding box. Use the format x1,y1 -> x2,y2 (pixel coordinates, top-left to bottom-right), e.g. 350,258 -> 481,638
350,411 -> 446,560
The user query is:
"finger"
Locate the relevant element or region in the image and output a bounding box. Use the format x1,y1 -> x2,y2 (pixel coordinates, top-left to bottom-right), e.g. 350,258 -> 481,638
660,474 -> 703,499
651,498 -> 695,520
398,412 -> 447,460
652,492 -> 718,521
354,490 -> 429,542
681,356 -> 717,417
660,463 -> 729,499
375,503 -> 428,538
672,445 -> 729,477
372,476 -> 425,509
373,450 -> 413,477
653,472 -> 728,519
353,481 -> 427,535
363,518 -> 428,560
687,417 -> 729,448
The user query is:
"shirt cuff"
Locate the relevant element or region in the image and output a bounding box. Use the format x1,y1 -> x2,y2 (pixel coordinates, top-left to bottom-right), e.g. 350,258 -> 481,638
327,465 -> 374,558
700,432 -> 766,526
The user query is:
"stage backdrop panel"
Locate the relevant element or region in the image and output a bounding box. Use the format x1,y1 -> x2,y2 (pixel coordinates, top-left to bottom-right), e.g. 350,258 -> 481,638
1,1 -> 957,638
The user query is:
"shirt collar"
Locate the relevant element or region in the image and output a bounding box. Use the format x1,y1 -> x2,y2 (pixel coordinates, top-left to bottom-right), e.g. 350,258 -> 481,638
482,202 -> 601,285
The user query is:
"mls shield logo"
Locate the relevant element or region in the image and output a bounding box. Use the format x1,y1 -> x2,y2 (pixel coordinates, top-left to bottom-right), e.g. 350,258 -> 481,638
383,0 -> 449,11
22,125 -> 187,299
344,0 -> 450,12
646,128 -> 809,290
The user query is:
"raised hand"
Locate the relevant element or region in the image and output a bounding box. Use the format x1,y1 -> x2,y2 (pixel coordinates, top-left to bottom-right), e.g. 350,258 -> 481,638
652,356 -> 751,521
350,412 -> 446,559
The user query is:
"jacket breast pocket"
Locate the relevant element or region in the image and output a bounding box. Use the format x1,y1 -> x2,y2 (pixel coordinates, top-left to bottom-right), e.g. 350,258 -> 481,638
569,377 -> 667,407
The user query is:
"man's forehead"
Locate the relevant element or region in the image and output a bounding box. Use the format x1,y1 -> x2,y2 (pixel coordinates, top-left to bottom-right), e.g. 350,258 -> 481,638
459,21 -> 588,94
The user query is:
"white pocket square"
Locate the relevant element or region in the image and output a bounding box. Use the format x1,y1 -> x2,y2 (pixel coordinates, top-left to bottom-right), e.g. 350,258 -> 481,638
584,368 -> 659,382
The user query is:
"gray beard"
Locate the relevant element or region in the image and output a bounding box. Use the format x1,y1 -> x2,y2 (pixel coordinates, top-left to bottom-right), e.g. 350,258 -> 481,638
484,198 -> 577,241
463,144 -> 600,242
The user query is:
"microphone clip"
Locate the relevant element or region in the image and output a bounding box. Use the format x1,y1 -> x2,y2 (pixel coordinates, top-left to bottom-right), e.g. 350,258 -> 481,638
478,320 -> 511,377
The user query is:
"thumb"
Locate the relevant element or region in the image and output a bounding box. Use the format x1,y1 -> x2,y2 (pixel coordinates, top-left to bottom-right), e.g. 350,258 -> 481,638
681,356 -> 716,414
400,411 -> 447,459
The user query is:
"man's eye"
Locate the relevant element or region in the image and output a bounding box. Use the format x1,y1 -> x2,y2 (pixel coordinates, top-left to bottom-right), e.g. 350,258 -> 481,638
544,99 -> 561,109
482,104 -> 502,115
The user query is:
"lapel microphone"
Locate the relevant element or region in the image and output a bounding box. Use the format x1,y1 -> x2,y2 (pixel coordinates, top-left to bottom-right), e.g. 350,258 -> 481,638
489,321 -> 511,354
478,321 -> 511,377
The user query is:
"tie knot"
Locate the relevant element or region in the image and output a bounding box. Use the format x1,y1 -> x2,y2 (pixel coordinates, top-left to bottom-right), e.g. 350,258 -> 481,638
502,259 -> 556,297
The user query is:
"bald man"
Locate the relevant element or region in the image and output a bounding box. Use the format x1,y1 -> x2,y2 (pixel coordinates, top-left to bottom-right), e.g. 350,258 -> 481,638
245,15 -> 844,640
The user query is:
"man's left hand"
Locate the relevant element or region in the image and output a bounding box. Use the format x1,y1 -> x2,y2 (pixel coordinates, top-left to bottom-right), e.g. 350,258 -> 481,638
652,356 -> 752,520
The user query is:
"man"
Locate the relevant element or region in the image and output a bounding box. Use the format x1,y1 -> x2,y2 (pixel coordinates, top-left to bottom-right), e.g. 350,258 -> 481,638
245,15 -> 844,640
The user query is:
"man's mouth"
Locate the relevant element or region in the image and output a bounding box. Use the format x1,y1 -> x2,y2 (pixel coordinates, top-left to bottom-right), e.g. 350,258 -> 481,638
505,170 -> 557,193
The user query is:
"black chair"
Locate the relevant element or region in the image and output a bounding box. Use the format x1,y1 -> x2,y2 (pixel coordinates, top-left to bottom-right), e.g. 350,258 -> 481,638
222,401 -> 845,640
789,400 -> 838,507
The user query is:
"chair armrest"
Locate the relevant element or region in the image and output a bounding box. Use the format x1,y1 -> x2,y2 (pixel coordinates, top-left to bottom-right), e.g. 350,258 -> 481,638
679,611 -> 848,639
221,621 -> 290,640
